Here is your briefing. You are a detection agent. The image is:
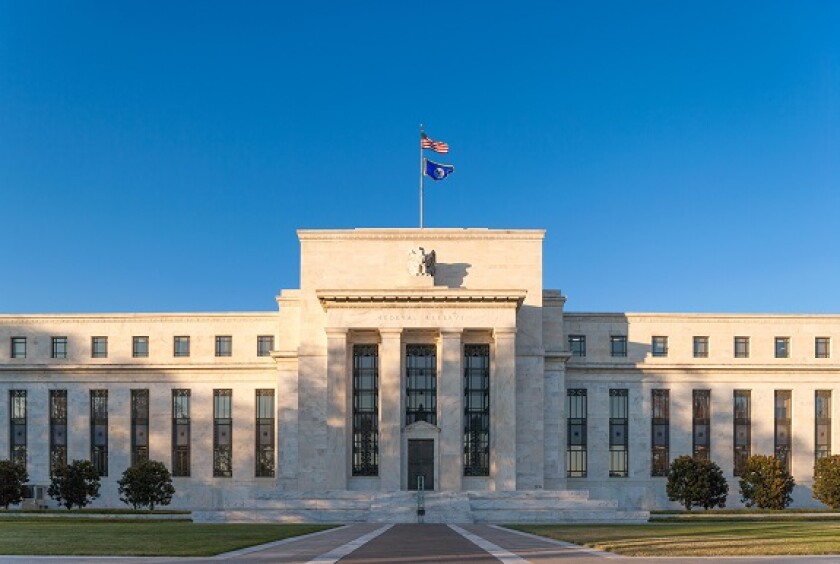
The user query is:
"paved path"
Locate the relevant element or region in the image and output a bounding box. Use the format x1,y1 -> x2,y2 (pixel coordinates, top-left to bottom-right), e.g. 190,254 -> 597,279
3,523 -> 840,564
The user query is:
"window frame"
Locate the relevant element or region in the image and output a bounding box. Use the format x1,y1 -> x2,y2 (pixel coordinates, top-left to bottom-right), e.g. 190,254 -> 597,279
651,336 -> 668,358
610,336 -> 628,358
11,337 -> 26,359
568,335 -> 586,357
51,337 -> 68,359
173,336 -> 190,358
693,336 -> 709,358
132,336 -> 149,358
215,336 -> 232,358
734,336 -> 750,358
257,335 -> 274,357
774,337 -> 790,359
816,337 -> 830,359
91,336 -> 108,359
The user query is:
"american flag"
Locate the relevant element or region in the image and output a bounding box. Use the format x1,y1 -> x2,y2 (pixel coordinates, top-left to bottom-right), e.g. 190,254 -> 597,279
421,132 -> 449,154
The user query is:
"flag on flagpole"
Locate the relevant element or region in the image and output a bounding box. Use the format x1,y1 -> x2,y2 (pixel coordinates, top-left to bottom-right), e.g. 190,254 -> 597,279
424,158 -> 455,181
420,132 -> 449,154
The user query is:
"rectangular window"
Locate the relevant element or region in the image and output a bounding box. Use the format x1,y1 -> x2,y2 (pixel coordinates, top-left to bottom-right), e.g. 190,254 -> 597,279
775,337 -> 790,359
775,390 -> 792,473
733,390 -> 751,476
610,336 -> 627,358
734,336 -> 750,358
52,337 -> 68,359
172,389 -> 191,477
256,389 -> 275,477
693,336 -> 709,358
651,389 -> 669,476
816,390 -> 831,461
174,336 -> 190,357
567,389 -> 587,477
406,344 -> 436,425
213,389 -> 232,477
131,389 -> 149,466
352,345 -> 379,476
90,390 -> 108,476
91,336 -> 108,358
693,390 -> 711,460
215,336 -> 232,357
257,335 -> 274,357
609,389 -> 628,477
816,337 -> 830,359
10,390 -> 26,467
49,390 -> 67,474
651,336 -> 668,357
464,344 -> 490,476
11,337 -> 26,359
568,335 -> 586,357
133,336 -> 149,358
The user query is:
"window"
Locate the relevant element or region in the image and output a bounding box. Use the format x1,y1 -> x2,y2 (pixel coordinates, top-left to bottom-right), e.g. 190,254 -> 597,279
133,336 -> 149,358
174,336 -> 190,357
567,389 -> 587,477
52,337 -> 68,359
405,344 -> 436,425
568,335 -> 586,357
609,389 -> 628,477
693,336 -> 709,358
816,390 -> 831,462
10,390 -> 26,467
256,389 -> 275,477
91,336 -> 108,358
352,345 -> 379,476
610,336 -> 627,358
213,389 -> 232,477
816,337 -> 830,359
693,390 -> 711,460
733,390 -> 751,476
257,335 -> 274,357
49,390 -> 67,474
651,336 -> 668,358
464,344 -> 490,477
775,390 -> 792,473
11,337 -> 26,359
775,337 -> 790,359
172,389 -> 191,476
90,390 -> 108,476
131,389 -> 149,466
215,336 -> 232,357
651,390 -> 669,476
734,336 -> 750,358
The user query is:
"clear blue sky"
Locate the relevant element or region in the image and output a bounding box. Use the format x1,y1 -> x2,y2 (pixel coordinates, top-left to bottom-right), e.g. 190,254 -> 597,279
1,2 -> 838,314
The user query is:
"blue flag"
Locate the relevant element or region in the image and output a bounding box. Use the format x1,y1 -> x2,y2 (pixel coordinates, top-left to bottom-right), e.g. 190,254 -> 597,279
424,158 -> 455,181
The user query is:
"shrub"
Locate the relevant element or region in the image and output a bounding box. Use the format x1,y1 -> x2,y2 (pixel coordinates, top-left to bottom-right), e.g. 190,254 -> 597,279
813,455 -> 840,509
0,460 -> 29,509
739,454 -> 795,509
118,460 -> 175,510
666,455 -> 729,510
48,460 -> 101,510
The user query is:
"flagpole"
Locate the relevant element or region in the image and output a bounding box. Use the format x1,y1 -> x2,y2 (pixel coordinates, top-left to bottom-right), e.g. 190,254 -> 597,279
419,124 -> 424,229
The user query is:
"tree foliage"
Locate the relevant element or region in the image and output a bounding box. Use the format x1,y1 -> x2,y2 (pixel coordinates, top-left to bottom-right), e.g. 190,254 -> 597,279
739,455 -> 795,509
666,455 -> 729,510
117,460 -> 175,510
48,460 -> 101,510
0,460 -> 29,509
813,455 -> 840,509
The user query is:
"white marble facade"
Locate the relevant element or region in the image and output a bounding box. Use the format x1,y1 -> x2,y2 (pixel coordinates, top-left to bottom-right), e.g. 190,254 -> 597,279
1,228 -> 840,513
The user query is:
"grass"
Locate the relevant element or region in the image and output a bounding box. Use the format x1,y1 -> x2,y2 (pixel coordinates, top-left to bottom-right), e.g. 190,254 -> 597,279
509,521 -> 840,556
0,519 -> 335,556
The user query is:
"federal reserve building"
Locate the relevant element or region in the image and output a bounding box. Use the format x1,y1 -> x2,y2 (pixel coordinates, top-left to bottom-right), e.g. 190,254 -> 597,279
1,228 -> 838,522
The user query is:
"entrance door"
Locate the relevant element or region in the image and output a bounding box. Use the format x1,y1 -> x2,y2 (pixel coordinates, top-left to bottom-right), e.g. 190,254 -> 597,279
407,439 -> 434,490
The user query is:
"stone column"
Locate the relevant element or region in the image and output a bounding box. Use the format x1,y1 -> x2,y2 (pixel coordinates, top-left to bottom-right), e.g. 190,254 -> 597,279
543,353 -> 569,490
493,328 -> 517,491
439,328 -> 464,491
325,328 -> 348,490
378,328 -> 402,490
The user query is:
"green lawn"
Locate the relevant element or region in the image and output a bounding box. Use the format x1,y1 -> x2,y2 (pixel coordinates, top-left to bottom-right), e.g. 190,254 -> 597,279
510,521 -> 840,556
0,519 -> 335,556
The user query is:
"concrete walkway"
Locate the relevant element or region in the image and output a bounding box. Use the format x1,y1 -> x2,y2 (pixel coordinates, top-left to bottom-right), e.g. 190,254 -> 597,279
3,523 -> 840,564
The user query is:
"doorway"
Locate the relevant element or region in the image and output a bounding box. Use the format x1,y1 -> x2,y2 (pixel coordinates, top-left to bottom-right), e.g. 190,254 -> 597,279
407,439 -> 434,490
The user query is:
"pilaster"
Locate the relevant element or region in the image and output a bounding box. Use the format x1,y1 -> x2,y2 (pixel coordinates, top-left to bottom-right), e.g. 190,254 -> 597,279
325,328 -> 349,489
493,327 -> 517,490
439,328 -> 463,491
379,328 -> 402,490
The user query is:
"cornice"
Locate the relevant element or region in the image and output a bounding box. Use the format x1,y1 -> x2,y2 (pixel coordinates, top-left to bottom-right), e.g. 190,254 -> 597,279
298,228 -> 545,242
0,312 -> 278,323
316,289 -> 527,310
566,312 -> 840,322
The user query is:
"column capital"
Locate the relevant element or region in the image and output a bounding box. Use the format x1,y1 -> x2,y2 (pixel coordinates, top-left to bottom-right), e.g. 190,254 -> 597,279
325,327 -> 348,338
379,327 -> 403,338
493,327 -> 517,339
440,327 -> 464,339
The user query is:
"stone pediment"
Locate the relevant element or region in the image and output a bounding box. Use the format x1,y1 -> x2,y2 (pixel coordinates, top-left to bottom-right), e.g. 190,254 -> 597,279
316,289 -> 526,311
404,420 -> 440,436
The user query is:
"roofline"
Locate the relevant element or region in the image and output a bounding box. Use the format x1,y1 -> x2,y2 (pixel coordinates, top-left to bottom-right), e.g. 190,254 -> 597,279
566,312 -> 840,319
297,228 -> 546,241
0,311 -> 278,319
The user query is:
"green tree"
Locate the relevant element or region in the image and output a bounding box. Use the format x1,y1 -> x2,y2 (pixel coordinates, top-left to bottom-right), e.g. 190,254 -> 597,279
48,460 -> 101,510
813,455 -> 840,509
118,460 -> 175,510
666,455 -> 729,510
739,454 -> 795,509
0,460 -> 29,509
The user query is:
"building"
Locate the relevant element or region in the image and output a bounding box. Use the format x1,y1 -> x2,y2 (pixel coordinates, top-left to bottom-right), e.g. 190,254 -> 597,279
1,228 -> 837,520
